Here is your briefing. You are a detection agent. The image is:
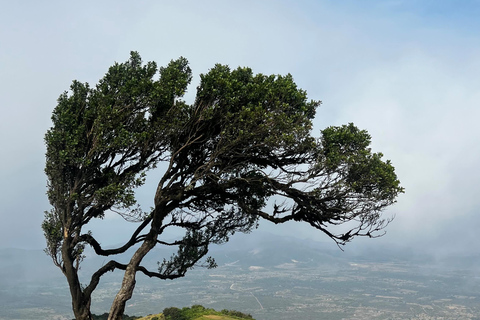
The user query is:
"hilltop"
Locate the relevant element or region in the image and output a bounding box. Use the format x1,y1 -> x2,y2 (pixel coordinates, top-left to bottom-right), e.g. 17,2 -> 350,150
137,314 -> 248,320
92,305 -> 254,320
139,305 -> 253,320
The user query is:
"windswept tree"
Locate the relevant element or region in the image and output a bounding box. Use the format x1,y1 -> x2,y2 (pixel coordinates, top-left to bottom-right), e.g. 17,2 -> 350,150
43,52 -> 403,320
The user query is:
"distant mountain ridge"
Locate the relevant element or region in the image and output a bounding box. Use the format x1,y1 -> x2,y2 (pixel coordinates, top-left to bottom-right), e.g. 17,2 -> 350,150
2,230 -> 480,320
2,230 -> 480,283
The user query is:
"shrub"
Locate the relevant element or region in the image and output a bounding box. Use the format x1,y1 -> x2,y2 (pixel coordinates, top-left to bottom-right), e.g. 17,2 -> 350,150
163,307 -> 186,320
220,309 -> 253,319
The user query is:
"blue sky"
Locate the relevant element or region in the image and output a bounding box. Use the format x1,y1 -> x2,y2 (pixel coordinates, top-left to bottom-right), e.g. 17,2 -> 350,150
1,0 -> 479,257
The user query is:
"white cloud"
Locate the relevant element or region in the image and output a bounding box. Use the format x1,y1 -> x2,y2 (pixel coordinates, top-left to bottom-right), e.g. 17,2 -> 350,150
331,48 -> 480,245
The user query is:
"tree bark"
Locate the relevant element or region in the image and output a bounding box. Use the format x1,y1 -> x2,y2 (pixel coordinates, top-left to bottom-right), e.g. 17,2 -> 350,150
62,240 -> 93,320
107,236 -> 156,320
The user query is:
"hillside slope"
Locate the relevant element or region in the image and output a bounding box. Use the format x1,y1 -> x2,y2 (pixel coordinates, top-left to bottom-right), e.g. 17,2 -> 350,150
135,305 -> 254,320
138,315 -> 240,320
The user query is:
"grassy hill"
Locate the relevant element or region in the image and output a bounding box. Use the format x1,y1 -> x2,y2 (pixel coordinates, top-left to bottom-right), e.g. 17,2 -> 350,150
134,305 -> 254,320
138,315 -> 240,320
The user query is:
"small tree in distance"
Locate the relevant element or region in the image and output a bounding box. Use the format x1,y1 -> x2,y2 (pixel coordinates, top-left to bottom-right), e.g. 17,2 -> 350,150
43,52 -> 403,320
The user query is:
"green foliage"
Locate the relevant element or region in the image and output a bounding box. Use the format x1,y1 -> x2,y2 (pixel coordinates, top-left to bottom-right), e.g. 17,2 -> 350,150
320,123 -> 403,202
44,52 -> 177,220
190,64 -> 319,158
162,307 -> 186,320
43,51 -> 192,266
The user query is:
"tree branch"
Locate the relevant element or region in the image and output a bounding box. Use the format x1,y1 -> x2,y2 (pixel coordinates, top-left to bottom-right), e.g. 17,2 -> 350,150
80,215 -> 152,256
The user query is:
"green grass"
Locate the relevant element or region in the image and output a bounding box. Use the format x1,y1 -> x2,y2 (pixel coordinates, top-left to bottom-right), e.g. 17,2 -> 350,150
136,305 -> 254,320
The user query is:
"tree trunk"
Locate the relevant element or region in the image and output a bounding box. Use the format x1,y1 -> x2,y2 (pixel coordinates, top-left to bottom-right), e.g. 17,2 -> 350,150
62,240 -> 93,320
107,237 -> 156,320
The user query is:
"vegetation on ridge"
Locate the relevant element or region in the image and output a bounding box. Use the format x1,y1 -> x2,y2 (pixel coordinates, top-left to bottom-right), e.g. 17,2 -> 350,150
90,305 -> 253,320
161,305 -> 253,320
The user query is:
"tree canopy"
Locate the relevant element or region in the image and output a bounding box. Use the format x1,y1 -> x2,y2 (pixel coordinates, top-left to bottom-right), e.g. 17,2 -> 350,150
43,52 -> 403,320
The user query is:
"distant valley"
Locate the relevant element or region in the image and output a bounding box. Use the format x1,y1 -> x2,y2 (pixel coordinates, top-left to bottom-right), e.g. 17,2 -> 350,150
1,232 -> 480,320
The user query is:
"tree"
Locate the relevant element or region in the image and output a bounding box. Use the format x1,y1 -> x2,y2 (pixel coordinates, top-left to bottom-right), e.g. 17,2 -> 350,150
43,52 -> 403,320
